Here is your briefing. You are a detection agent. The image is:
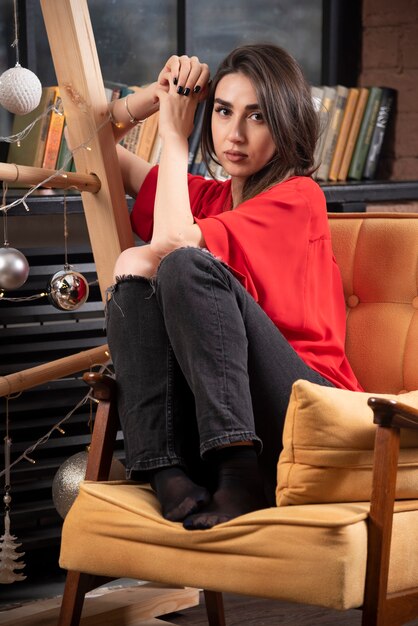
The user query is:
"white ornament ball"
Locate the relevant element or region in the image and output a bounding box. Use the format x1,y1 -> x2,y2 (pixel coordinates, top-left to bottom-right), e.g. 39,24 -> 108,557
0,246 -> 30,290
0,64 -> 42,115
52,451 -> 126,518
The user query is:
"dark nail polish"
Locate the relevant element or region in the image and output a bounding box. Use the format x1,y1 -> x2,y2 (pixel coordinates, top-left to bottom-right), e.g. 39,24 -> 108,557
183,87 -> 191,97
193,85 -> 201,94
177,86 -> 184,95
173,77 -> 178,86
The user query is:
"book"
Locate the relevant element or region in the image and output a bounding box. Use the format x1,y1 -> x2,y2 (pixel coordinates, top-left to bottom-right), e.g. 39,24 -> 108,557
313,86 -> 336,176
328,88 -> 360,182
149,134 -> 162,165
337,87 -> 369,181
311,86 -> 324,114
136,111 -> 159,162
348,86 -> 383,180
7,86 -> 58,169
120,85 -> 145,155
55,123 -> 73,172
117,85 -> 135,151
42,90 -> 65,169
362,87 -> 396,180
188,101 -> 205,171
190,145 -> 204,175
316,85 -> 349,181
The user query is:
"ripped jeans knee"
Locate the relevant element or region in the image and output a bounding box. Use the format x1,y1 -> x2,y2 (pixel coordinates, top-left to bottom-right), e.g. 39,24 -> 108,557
105,274 -> 155,320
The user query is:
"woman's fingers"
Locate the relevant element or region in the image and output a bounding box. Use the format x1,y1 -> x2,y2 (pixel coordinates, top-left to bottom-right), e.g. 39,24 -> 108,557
157,55 -> 180,87
160,55 -> 210,96
182,57 -> 210,96
177,56 -> 210,96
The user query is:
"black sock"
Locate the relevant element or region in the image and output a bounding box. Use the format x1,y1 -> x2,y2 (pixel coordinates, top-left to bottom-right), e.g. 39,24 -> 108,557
183,446 -> 268,530
150,466 -> 210,522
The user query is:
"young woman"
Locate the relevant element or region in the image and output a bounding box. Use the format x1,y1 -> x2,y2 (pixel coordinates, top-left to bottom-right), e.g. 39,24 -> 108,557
106,44 -> 362,531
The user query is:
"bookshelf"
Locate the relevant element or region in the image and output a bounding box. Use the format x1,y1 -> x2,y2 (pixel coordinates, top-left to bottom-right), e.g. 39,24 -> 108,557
321,180 -> 418,213
6,181 -> 418,219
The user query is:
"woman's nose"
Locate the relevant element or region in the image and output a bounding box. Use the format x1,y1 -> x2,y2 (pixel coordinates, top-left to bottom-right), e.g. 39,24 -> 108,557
227,119 -> 244,143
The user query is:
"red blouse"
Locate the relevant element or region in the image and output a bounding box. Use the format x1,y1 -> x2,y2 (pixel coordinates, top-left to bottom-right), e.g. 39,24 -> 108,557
131,167 -> 362,392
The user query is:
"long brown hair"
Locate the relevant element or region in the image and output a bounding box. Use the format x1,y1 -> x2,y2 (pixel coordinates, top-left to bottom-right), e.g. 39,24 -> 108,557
200,44 -> 319,203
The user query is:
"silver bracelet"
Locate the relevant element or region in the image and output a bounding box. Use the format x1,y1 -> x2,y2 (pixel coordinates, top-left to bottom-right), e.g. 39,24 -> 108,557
125,94 -> 145,125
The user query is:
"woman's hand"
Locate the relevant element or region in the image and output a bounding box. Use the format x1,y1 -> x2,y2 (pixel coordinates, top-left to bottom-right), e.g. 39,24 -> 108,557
155,55 -> 210,142
156,55 -> 210,97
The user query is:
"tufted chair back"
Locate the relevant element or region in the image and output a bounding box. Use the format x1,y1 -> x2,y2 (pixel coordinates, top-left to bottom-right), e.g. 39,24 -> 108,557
329,213 -> 418,394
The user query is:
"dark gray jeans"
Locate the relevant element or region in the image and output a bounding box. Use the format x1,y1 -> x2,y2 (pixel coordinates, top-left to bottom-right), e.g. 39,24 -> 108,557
106,247 -> 334,504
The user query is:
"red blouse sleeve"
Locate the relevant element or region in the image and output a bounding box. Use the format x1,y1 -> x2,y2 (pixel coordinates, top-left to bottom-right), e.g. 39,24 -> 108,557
130,166 -> 230,243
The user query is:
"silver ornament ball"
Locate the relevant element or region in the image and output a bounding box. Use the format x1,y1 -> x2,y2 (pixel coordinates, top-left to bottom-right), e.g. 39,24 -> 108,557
52,451 -> 126,518
0,64 -> 42,115
47,268 -> 89,311
0,246 -> 30,290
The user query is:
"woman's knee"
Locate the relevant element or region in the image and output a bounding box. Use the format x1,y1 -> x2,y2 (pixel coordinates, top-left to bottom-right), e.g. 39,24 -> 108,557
157,247 -> 209,278
113,245 -> 160,280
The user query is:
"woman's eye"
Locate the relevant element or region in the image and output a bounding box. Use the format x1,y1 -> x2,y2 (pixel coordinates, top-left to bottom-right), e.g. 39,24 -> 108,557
215,106 -> 230,117
250,112 -> 263,121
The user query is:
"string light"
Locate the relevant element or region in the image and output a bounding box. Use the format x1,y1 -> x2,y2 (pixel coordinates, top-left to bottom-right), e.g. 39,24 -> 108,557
0,113 -> 112,215
0,291 -> 48,301
0,103 -> 59,144
0,364 -> 113,478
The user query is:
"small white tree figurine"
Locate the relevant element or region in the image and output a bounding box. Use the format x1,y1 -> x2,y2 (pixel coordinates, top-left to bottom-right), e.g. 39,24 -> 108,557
0,509 -> 26,584
1,433 -> 26,584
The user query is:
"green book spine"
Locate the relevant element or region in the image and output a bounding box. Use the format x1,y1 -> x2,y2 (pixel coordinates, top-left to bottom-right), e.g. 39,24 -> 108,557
7,86 -> 56,169
56,124 -> 73,172
363,87 -> 396,180
348,87 -> 383,181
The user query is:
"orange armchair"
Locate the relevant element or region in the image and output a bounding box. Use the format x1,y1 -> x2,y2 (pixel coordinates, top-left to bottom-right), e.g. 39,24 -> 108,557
57,212 -> 418,626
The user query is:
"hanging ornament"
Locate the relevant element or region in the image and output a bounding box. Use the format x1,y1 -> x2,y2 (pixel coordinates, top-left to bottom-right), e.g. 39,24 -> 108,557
0,399 -> 26,584
0,244 -> 29,290
0,511 -> 26,583
46,193 -> 89,311
47,266 -> 89,311
52,451 -> 125,518
0,185 -> 30,290
0,64 -> 42,115
0,1 -> 41,116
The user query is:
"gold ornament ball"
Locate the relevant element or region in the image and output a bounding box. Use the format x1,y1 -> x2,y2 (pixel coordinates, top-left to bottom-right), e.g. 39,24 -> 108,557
52,451 -> 126,518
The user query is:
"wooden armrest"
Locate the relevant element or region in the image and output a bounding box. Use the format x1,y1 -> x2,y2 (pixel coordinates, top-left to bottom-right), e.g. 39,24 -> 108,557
368,396 -> 418,430
82,372 -> 119,482
82,371 -> 116,401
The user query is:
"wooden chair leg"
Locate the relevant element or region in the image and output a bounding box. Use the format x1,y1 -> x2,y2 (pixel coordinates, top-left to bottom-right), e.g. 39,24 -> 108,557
204,590 -> 226,626
58,570 -> 112,626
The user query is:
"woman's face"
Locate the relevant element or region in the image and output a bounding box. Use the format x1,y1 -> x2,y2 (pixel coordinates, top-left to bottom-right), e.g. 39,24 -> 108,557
211,72 -> 276,184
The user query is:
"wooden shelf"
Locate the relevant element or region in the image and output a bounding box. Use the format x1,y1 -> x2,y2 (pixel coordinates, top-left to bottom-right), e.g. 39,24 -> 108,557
321,180 -> 418,212
6,180 -> 418,216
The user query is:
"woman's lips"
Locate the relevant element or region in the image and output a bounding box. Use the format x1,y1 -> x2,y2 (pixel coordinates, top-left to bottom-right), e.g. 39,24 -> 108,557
224,151 -> 248,163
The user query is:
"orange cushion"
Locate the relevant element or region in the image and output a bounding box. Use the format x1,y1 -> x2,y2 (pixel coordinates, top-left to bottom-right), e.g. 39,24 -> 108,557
277,380 -> 418,506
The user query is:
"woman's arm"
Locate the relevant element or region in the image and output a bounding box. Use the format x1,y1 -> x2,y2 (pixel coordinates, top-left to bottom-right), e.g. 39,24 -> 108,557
150,57 -> 210,258
115,143 -> 152,199
109,83 -> 159,198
